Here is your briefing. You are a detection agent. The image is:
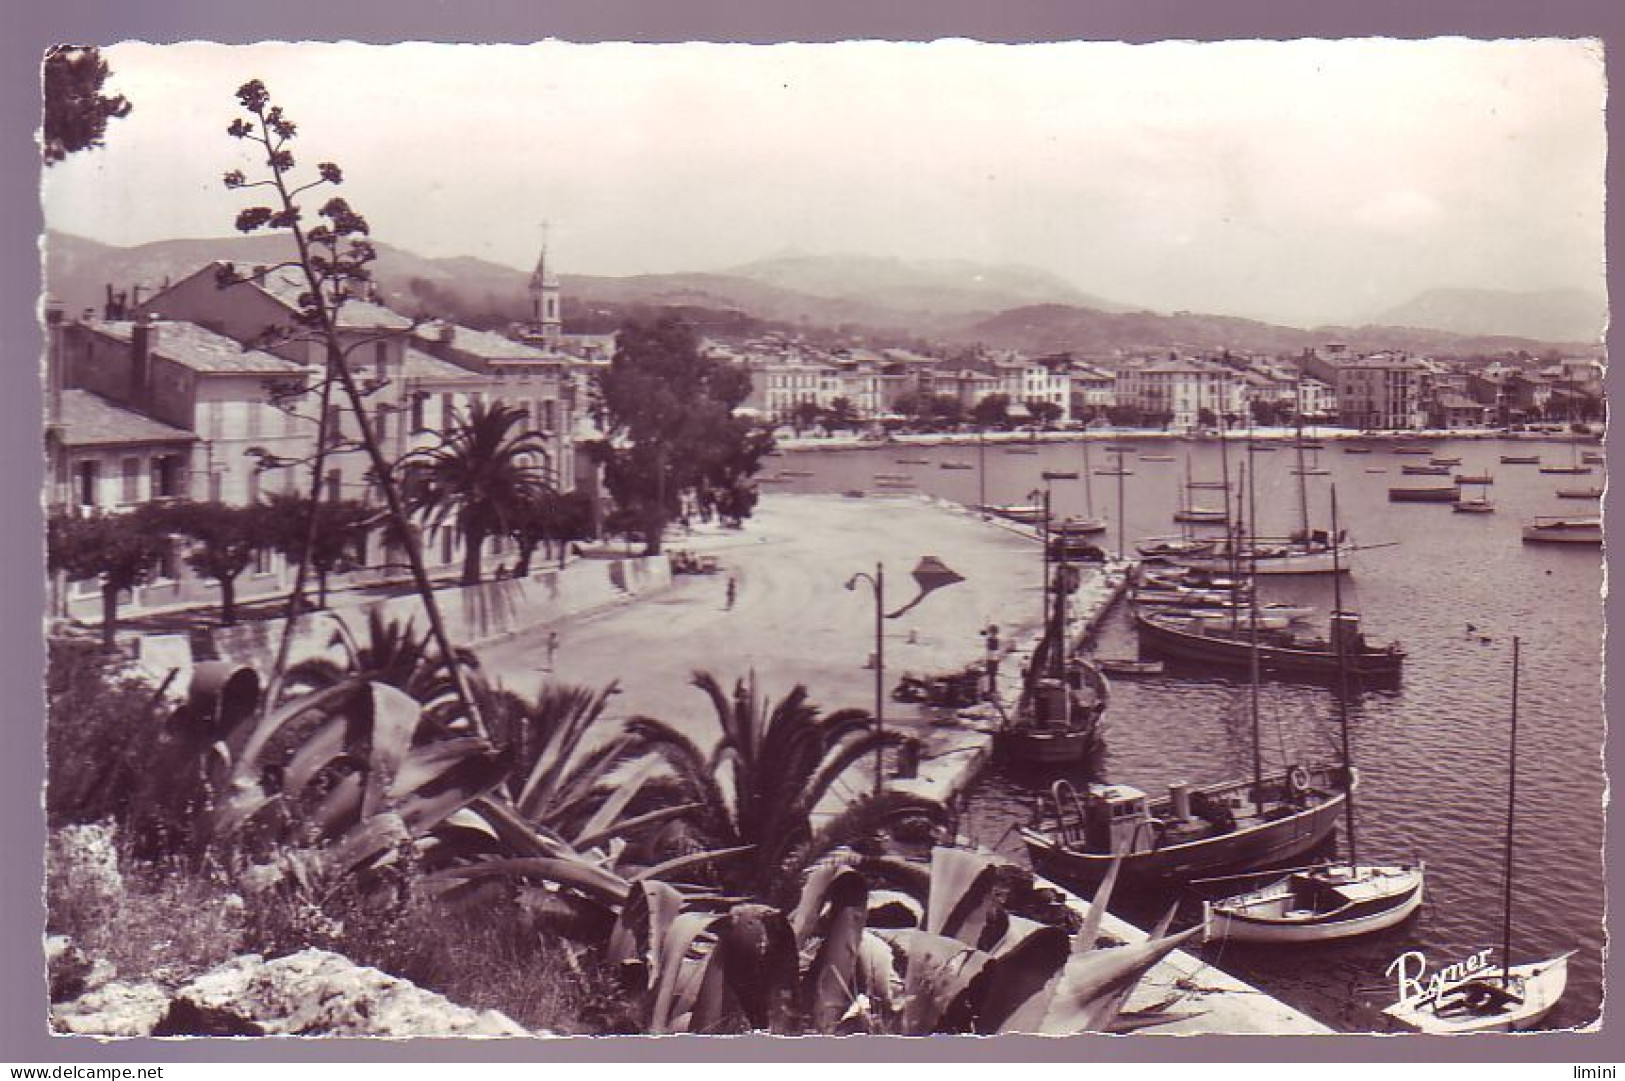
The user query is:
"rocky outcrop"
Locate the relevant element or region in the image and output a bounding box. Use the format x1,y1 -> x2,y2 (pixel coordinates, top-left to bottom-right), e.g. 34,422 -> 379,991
53,949 -> 527,1038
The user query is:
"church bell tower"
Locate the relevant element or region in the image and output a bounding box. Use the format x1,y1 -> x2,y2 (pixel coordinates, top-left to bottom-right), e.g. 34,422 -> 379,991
528,224 -> 563,348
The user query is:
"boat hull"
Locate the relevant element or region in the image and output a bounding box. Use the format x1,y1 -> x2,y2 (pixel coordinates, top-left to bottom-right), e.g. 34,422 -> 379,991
1022,787 -> 1347,891
1522,521 -> 1602,545
1390,487 -> 1459,503
1177,547 -> 1352,576
1135,611 -> 1403,676
1203,865 -> 1424,945
1382,955 -> 1571,1034
996,726 -> 1099,766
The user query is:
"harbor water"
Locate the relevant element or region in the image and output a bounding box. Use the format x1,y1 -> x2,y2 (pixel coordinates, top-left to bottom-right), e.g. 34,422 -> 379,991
766,435 -> 1605,1032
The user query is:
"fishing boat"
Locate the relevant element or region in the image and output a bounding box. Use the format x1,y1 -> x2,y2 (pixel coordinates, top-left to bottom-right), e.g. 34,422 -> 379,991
1205,487 -> 1426,945
1136,609 -> 1404,676
1023,767 -> 1350,891
1582,452 -> 1605,465
1152,609 -> 1295,632
1389,486 -> 1459,503
1454,492 -> 1495,513
895,458 -> 931,465
873,472 -> 911,481
1382,638 -> 1571,1034
1174,506 -> 1228,524
1556,486 -> 1603,499
1041,469 -> 1080,481
1053,516 -> 1108,537
777,469 -> 816,478
1139,454 -> 1176,463
1539,435 -> 1591,475
941,461 -> 975,471
1247,443 -> 1279,452
1392,446 -> 1434,455
1521,516 -> 1602,544
1429,456 -> 1463,467
996,497 -> 1109,766
1500,454 -> 1541,465
1343,445 -> 1374,455
1005,447 -> 1040,456
1401,464 -> 1451,476
1364,468 -> 1388,474
1064,441 -> 1110,537
1454,473 -> 1493,485
1094,468 -> 1133,476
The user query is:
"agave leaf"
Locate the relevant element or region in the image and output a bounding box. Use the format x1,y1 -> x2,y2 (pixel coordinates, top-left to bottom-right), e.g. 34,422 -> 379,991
1028,925 -> 1202,1035
855,929 -> 903,1016
884,927 -> 992,1034
1076,853 -> 1124,952
633,843 -> 756,886
804,868 -> 869,1031
716,903 -> 800,1033
312,771 -> 365,838
280,717 -> 348,798
607,879 -> 686,994
688,935 -> 735,1034
866,888 -> 925,929
567,753 -> 663,843
789,861 -> 863,945
359,682 -> 424,819
395,749 -> 508,835
427,855 -> 632,906
468,794 -> 574,859
572,801 -> 704,856
319,812 -> 412,878
925,846 -> 1002,947
971,916 -> 1071,1034
388,737 -> 493,797
234,681 -> 361,782
649,911 -> 725,1034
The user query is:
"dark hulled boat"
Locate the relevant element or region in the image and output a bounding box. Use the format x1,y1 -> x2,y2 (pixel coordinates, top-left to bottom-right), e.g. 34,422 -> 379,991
1135,608 -> 1404,677
1022,767 -> 1350,890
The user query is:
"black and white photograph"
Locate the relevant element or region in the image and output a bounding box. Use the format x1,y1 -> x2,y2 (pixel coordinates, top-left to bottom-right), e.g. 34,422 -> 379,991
35,35 -> 1606,1041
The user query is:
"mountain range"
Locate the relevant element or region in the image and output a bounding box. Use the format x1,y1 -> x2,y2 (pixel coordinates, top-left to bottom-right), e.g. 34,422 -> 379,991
41,231 -> 1603,355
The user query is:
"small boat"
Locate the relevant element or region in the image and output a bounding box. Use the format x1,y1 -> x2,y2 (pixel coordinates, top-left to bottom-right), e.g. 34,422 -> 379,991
1174,507 -> 1228,524
1453,497 -> 1495,514
1053,516 -> 1108,536
1364,468 -> 1388,474
1556,486 -> 1603,499
1152,608 -> 1294,632
1454,473 -> 1493,485
1004,447 -> 1040,455
1248,443 -> 1279,452
1290,468 -> 1330,476
1582,452 -> 1605,465
1382,638 -> 1571,1034
777,469 -> 816,478
1389,486 -> 1459,503
1401,464 -> 1451,476
1205,863 -> 1426,945
996,552 -> 1108,766
1095,658 -> 1164,677
1429,457 -> 1463,466
876,481 -> 916,490
1093,469 -> 1133,477
1292,440 -> 1326,451
1392,446 -> 1434,455
984,503 -> 1047,524
1500,454 -> 1541,465
1343,446 -> 1374,455
1522,516 -> 1602,544
873,472 -> 910,481
941,461 -> 975,471
842,489 -> 866,498
1139,454 -> 1176,462
1041,469 -> 1080,480
1538,464 -> 1591,475
895,458 -> 931,465
1136,538 -> 1218,559
1188,480 -> 1230,490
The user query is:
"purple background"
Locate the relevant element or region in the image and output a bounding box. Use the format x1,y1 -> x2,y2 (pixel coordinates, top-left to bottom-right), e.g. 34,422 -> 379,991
2,0 -> 1619,1062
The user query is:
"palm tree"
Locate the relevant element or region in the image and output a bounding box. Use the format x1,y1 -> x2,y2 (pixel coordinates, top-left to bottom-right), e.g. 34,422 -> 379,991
622,672 -> 940,901
400,400 -> 554,585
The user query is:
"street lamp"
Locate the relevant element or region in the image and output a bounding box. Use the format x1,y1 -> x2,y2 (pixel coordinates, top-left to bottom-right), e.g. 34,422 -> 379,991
846,555 -> 965,796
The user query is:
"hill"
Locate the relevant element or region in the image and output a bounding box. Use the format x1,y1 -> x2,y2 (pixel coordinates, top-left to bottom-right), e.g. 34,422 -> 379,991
1371,287 -> 1606,345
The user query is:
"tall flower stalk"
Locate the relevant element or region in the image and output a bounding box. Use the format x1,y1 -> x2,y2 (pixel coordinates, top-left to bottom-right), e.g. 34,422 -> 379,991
220,80 -> 484,734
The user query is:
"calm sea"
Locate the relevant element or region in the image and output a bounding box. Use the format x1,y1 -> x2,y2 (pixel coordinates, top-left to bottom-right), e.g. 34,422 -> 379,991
769,435 -> 1605,1032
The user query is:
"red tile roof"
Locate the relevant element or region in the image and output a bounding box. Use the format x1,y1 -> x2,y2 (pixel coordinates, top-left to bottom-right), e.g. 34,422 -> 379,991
54,389 -> 197,447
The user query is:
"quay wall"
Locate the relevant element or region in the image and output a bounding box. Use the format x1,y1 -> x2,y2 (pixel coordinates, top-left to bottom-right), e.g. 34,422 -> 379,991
189,555 -> 671,677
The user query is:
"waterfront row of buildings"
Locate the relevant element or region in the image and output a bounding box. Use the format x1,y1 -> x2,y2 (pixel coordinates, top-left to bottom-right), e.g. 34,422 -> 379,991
723,336 -> 1603,433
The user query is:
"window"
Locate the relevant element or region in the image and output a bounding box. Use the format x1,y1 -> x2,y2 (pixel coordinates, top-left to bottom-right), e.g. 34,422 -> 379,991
208,472 -> 223,502
252,546 -> 274,575
206,400 -> 224,440
151,456 -> 176,499
326,469 -> 341,503
375,341 -> 389,384
246,401 -> 262,438
77,460 -> 99,507
376,409 -> 389,442
121,458 -> 140,503
411,394 -> 426,433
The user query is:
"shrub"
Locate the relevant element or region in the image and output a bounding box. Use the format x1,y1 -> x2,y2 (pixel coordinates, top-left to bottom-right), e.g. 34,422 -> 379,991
45,639 -> 169,829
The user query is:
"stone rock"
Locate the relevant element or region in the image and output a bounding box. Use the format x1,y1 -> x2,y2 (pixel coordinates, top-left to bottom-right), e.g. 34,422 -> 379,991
156,949 -> 528,1037
46,935 -> 92,1002
51,981 -> 172,1037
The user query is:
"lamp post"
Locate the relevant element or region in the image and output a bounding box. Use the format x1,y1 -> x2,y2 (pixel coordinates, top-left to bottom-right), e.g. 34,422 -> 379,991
847,555 -> 964,796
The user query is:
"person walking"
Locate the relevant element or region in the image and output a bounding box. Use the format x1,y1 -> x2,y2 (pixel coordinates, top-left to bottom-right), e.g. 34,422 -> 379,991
725,576 -> 737,611
546,630 -> 559,671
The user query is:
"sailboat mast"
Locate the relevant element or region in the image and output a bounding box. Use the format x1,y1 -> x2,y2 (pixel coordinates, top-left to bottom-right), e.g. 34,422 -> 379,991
1331,485 -> 1357,870
1502,636 -> 1521,990
978,428 -> 987,510
1245,455 -> 1263,814
1294,395 -> 1310,539
1219,412 -> 1234,550
1083,440 -> 1095,519
1116,449 -> 1127,560
1041,486 -> 1051,642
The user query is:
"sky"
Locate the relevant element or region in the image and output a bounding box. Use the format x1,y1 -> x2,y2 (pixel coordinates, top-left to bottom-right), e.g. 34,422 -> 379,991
40,38 -> 1606,327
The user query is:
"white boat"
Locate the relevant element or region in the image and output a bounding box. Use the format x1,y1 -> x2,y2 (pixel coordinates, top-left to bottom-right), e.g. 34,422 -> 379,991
1382,954 -> 1572,1034
1205,863 -> 1425,945
1381,637 -> 1571,1034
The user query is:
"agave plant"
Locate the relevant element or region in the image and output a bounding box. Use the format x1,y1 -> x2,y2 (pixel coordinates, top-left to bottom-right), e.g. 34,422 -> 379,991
280,609 -> 478,732
621,671 -> 942,900
605,845 -> 1203,1036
